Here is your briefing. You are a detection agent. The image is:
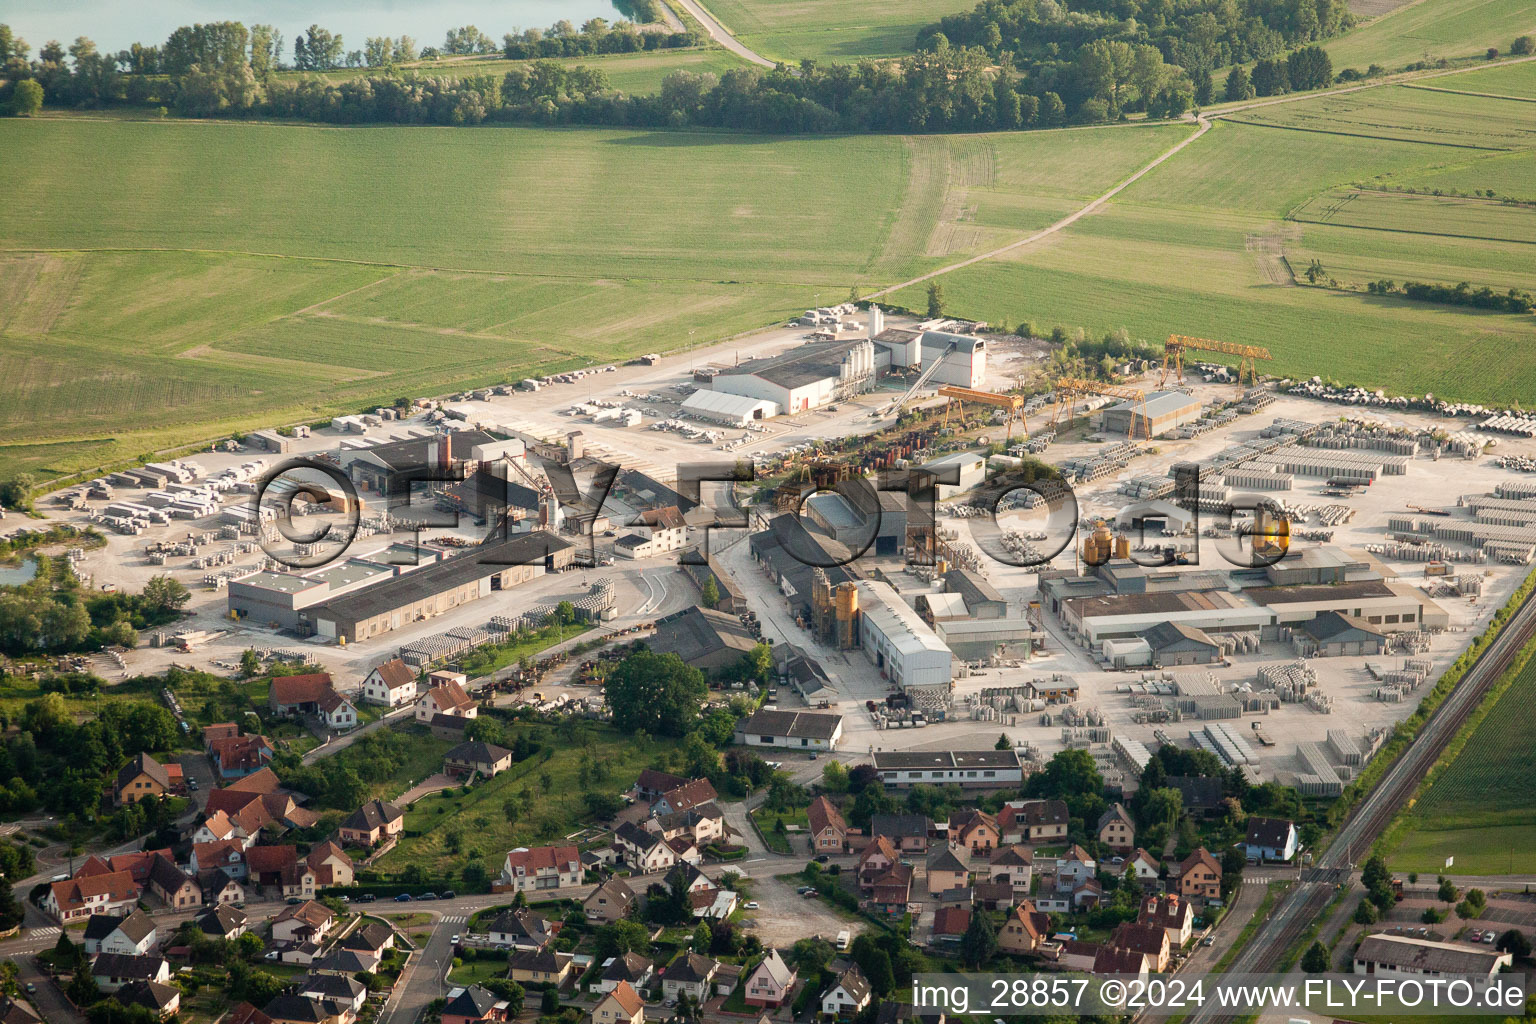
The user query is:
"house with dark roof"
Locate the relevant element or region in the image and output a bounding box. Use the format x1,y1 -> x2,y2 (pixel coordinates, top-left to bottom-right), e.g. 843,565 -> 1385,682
821,963 -> 873,1020
1164,776 -> 1225,816
1110,921 -> 1171,972
117,980 -> 181,1020
506,948 -> 575,986
84,910 -> 157,956
734,708 -> 844,751
431,713 -> 472,740
661,952 -> 720,1002
0,997 -> 40,1024
488,907 -> 556,951
339,799 -> 404,847
148,855 -> 201,909
361,658 -> 418,707
296,974 -> 367,1015
340,921 -> 395,955
614,822 -> 675,873
926,847 -> 971,898
653,779 -> 718,817
1138,894 -> 1195,947
633,769 -> 688,802
868,813 -> 931,854
443,741 -> 512,779
90,953 -> 172,992
262,995 -> 347,1024
1096,803 -> 1136,852
584,877 -> 637,924
195,904 -> 248,940
997,799 -> 1069,844
441,985 -> 508,1024
311,947 -> 380,977
1092,946 -> 1150,978
1244,817 -> 1299,862
595,953 -> 654,995
984,845 -> 1034,896
113,753 -> 180,805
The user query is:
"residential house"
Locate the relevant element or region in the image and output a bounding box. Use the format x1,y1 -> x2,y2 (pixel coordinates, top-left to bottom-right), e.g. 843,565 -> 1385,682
653,779 -> 718,817
807,796 -> 848,854
584,878 -> 637,924
632,769 -> 688,803
44,871 -> 140,923
306,841 -> 354,888
199,869 -> 246,906
76,849 -> 173,888
246,845 -> 316,898
441,986 -> 508,1024
614,823 -> 675,874
926,847 -> 971,898
113,753 -> 180,805
500,845 -> 583,892
90,953 -> 172,993
271,900 -> 336,946
339,922 -> 395,957
1172,847 -> 1222,900
192,811 -> 243,847
1055,846 -> 1097,891
148,855 -> 202,910
744,950 -> 797,1009
974,880 -> 1015,911
116,980 -> 181,1020
268,673 -> 342,717
311,948 -> 380,977
997,799 -> 1069,845
667,863 -> 715,896
443,741 -> 512,780
1109,922 -> 1170,972
1244,817 -> 1299,862
415,679 -> 476,723
507,949 -> 575,986
1097,803 -> 1135,853
731,708 -> 844,751
191,839 -> 248,879
997,902 -> 1052,956
0,995 -> 41,1024
868,814 -> 931,855
689,887 -> 738,920
650,803 -> 726,848
83,911 -> 157,956
488,908 -> 557,951
431,713 -> 472,741
195,905 -> 248,941
592,981 -> 645,1024
594,953 -> 654,996
1165,776 -> 1225,818
858,836 -> 899,891
297,975 -> 367,1016
1092,946 -> 1150,979
660,953 -> 719,1003
1124,848 -> 1161,886
1137,894 -> 1194,948
207,733 -> 276,780
361,658 -> 418,707
931,907 -> 970,941
316,692 -> 358,731
870,864 -> 914,915
262,995 -> 348,1024
948,809 -> 1000,855
225,1003 -> 275,1024
339,799 -> 404,848
985,845 -> 1034,897
1073,879 -> 1106,910
821,964 -> 872,1020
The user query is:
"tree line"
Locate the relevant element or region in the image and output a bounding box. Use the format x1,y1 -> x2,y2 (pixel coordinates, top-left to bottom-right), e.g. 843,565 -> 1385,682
1222,44 -> 1333,99
501,17 -> 700,60
1367,278 -> 1536,314
915,0 -> 1352,119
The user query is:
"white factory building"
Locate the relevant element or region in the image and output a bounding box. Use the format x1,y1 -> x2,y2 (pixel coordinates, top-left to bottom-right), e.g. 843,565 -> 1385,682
918,451 -> 988,500
858,580 -> 954,688
710,339 -> 877,416
680,389 -> 780,425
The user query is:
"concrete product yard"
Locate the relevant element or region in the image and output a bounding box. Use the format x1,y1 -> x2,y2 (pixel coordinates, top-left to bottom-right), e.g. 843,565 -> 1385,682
8,310 -> 1536,799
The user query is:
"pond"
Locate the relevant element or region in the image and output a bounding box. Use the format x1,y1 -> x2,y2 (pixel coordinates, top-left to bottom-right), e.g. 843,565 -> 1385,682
3,1 -> 636,58
0,556 -> 39,586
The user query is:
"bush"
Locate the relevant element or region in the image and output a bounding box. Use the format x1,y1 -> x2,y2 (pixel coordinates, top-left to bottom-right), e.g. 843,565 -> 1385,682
1512,35 -> 1533,55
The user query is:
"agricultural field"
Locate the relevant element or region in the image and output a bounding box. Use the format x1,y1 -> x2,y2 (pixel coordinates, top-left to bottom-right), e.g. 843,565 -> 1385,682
1321,0 -> 1536,71
888,80 -> 1536,404
1414,58 -> 1536,99
1388,646 -> 1536,875
1290,188 -> 1536,244
699,0 -> 971,62
1392,148 -> 1536,200
0,116 -> 1182,484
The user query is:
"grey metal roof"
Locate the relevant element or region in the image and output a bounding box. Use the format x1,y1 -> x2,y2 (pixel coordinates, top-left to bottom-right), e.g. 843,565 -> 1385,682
872,750 -> 1022,770
735,708 -> 842,741
717,339 -> 869,391
648,606 -> 758,665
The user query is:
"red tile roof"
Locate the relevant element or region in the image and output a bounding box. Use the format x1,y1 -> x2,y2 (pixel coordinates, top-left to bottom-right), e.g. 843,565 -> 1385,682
269,673 -> 335,705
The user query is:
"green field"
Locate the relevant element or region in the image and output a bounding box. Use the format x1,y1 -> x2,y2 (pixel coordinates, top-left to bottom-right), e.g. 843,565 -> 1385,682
1290,188 -> 1536,243
0,116 -> 1183,484
1322,0 -> 1536,71
887,81 -> 1536,404
1387,644 -> 1536,874
700,0 -> 971,62
1414,58 -> 1536,99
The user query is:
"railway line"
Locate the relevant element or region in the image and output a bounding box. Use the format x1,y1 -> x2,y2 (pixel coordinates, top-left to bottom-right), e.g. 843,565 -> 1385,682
1185,582 -> 1536,1023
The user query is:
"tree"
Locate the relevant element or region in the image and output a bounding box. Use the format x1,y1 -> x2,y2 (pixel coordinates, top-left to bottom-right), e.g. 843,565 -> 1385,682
240,648 -> 260,677
1438,877 -> 1458,903
604,650 -> 707,738
926,282 -> 945,318
1192,67 -> 1213,105
959,909 -> 996,968
596,920 -> 652,958
294,25 -> 343,71
1497,929 -> 1531,959
541,987 -> 560,1014
701,576 -> 720,609
1301,941 -> 1329,973
1512,35 -> 1533,55
141,574 -> 190,613
789,936 -> 835,976
1353,900 -> 1377,925
8,79 -> 42,116
554,600 -> 576,628
821,760 -> 848,793
994,733 -> 1011,751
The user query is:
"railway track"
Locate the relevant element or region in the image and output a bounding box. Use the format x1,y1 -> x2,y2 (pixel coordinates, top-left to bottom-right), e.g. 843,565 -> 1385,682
1184,583 -> 1536,1023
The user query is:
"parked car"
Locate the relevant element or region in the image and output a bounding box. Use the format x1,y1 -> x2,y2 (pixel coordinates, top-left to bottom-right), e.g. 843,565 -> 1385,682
287,897 -> 303,905
395,893 -> 413,902
360,894 -> 376,903
188,779 -> 199,791
442,890 -> 456,899
1200,936 -> 1215,946
420,892 -> 437,900
1484,933 -> 1496,944
451,935 -> 461,945
744,901 -> 759,909
802,889 -> 818,898
264,951 -> 280,961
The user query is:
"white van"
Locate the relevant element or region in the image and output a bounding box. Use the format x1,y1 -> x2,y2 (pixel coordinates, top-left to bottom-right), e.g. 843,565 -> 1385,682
836,930 -> 851,951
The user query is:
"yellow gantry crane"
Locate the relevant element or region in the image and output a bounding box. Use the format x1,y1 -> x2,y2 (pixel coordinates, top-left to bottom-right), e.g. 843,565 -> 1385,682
1050,378 -> 1149,437
937,385 -> 1029,442
1160,334 -> 1273,389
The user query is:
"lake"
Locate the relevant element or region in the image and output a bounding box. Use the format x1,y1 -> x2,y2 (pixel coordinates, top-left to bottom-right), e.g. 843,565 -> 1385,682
2,1 -> 634,57
0,556 -> 38,586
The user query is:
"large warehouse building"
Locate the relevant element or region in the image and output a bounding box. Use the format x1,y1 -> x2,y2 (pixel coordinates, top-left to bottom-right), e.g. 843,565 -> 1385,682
1100,391 -> 1203,439
870,749 -> 1025,788
296,533 -> 574,643
710,339 -> 877,415
858,580 -> 954,688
